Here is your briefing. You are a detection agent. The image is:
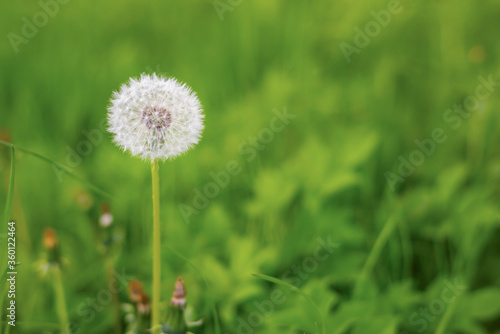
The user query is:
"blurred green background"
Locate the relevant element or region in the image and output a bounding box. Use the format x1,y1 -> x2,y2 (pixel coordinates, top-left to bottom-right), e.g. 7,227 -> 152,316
1,0 -> 500,333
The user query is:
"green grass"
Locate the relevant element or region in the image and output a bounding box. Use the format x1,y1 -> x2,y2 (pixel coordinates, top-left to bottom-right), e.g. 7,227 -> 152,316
1,0 -> 500,333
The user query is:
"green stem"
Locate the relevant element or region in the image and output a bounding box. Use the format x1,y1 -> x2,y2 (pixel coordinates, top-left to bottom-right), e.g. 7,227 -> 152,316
2,146 -> 15,232
105,258 -> 122,334
53,267 -> 69,333
435,291 -> 460,334
1,146 -> 15,334
354,213 -> 398,296
151,160 -> 161,331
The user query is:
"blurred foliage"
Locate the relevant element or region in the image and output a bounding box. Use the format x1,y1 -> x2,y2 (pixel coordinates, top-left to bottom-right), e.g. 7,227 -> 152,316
1,0 -> 500,333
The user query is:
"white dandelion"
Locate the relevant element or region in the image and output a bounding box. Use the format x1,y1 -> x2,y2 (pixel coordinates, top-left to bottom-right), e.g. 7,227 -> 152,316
108,73 -> 204,161
107,73 -> 205,326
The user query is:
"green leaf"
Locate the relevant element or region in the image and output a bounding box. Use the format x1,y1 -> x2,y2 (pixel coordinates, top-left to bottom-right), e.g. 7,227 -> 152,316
352,315 -> 398,334
466,287 -> 500,320
320,170 -> 360,196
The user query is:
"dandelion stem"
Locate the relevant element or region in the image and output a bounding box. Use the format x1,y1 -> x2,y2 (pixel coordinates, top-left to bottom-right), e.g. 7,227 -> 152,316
151,160 -> 162,331
53,267 -> 69,334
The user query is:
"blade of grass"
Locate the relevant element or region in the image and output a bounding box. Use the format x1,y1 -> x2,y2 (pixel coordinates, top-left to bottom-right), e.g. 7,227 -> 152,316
1,146 -> 14,334
0,141 -> 112,199
354,212 -> 398,297
435,290 -> 462,334
165,246 -> 221,334
2,145 -> 15,225
252,273 -> 325,334
1,261 -> 19,327
53,268 -> 69,334
333,317 -> 357,334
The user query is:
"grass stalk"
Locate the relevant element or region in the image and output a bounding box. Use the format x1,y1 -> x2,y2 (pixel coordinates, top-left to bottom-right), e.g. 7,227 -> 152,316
0,140 -> 111,199
105,258 -> 122,334
252,273 -> 325,334
1,146 -> 15,334
53,267 -> 69,334
435,292 -> 460,334
354,213 -> 398,296
2,146 -> 15,231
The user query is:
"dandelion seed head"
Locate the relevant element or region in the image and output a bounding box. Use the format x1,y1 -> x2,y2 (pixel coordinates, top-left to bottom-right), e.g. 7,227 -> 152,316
108,73 -> 204,161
